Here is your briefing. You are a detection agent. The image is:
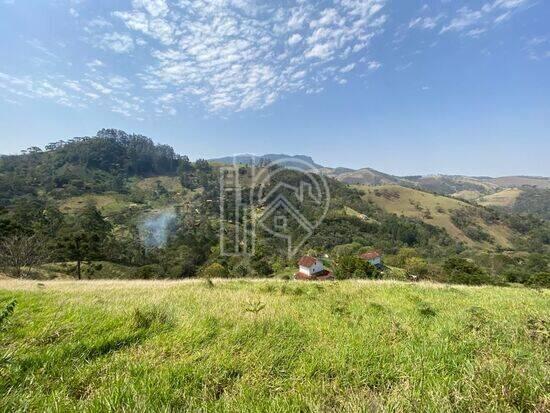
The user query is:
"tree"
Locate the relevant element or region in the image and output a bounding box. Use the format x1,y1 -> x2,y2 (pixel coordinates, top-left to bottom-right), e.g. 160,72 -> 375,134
391,247 -> 418,267
57,204 -> 111,280
0,234 -> 48,278
404,257 -> 429,278
443,257 -> 498,285
195,159 -> 213,190
334,255 -> 379,280
332,242 -> 362,258
178,155 -> 195,189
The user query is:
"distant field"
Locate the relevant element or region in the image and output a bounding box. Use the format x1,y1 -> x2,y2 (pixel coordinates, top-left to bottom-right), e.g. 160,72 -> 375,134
359,185 -> 514,248
59,193 -> 136,216
451,189 -> 484,201
478,188 -> 523,208
135,176 -> 183,193
0,279 -> 548,412
490,176 -> 550,189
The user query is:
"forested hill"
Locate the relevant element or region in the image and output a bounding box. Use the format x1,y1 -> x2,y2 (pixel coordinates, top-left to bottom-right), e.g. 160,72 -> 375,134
0,129 -> 548,287
0,129 -> 181,205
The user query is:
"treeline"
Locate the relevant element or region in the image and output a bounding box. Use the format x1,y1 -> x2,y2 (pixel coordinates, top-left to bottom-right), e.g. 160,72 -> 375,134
0,129 -> 181,204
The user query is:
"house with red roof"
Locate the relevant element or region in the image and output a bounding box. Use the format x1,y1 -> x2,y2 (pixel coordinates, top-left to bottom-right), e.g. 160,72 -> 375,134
359,250 -> 382,268
295,256 -> 333,281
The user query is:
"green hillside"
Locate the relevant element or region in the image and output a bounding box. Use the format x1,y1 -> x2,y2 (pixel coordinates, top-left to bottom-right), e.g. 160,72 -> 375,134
0,130 -> 548,287
0,279 -> 548,412
359,185 -> 517,249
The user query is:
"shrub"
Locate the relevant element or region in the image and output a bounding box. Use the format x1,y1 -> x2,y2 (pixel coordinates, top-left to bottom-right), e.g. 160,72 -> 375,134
503,269 -> 530,284
404,257 -> 429,278
526,272 -> 550,289
386,247 -> 418,267
134,264 -> 163,279
251,259 -> 272,277
0,299 -> 17,329
443,257 -> 501,286
231,263 -> 249,277
463,225 -> 494,243
200,263 -> 228,278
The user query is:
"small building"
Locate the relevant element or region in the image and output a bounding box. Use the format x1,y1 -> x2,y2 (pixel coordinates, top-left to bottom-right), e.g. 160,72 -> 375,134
295,256 -> 333,281
359,251 -> 383,268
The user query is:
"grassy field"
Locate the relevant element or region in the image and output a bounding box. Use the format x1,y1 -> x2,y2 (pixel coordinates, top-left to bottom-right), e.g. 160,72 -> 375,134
0,279 -> 548,412
59,193 -> 137,216
478,188 -> 523,208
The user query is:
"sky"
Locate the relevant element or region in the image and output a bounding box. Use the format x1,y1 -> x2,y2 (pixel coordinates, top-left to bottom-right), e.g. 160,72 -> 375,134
0,0 -> 549,177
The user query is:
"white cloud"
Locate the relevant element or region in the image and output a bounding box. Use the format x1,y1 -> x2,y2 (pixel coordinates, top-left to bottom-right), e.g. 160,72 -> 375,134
288,33 -> 303,46
99,32 -> 134,53
440,0 -> 529,35
525,36 -> 550,60
86,59 -> 105,70
113,9 -> 176,45
0,70 -> 143,117
120,0 -> 388,112
132,0 -> 169,17
367,60 -> 381,70
340,63 -> 355,73
409,15 -> 444,30
7,0 -> 391,117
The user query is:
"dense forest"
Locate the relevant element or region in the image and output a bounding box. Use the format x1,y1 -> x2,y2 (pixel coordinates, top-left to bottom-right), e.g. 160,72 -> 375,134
0,130 -> 548,287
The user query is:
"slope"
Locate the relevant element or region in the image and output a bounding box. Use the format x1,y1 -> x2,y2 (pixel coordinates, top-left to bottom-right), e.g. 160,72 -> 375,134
358,185 -> 515,248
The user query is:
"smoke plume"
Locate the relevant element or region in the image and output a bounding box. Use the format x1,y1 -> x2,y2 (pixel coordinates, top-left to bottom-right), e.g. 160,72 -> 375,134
139,208 -> 177,248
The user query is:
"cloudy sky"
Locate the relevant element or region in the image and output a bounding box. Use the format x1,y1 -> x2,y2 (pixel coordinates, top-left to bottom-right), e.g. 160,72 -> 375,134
0,0 -> 548,176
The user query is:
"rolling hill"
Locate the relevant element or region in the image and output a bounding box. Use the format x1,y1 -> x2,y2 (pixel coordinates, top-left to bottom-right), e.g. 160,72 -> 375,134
358,184 -> 516,248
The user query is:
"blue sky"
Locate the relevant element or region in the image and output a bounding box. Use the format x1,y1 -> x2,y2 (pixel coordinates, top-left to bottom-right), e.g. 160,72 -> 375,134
0,0 -> 548,176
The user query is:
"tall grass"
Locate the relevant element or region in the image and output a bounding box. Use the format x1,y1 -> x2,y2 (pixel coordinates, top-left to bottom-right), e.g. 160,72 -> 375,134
0,279 -> 548,412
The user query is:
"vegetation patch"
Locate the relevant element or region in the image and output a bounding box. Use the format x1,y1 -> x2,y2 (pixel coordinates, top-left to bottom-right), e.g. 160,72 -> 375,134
132,304 -> 175,330
526,317 -> 549,344
0,298 -> 16,329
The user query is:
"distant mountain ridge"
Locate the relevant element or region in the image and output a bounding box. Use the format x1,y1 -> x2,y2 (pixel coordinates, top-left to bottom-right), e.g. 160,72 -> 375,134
209,154 -> 323,169
210,153 -> 550,192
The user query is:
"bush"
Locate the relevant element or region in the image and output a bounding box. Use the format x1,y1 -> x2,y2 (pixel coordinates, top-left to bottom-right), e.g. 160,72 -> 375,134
200,263 -> 228,278
443,257 -> 501,286
134,264 -> 163,279
332,242 -> 362,258
404,257 -> 429,278
386,247 -> 418,267
526,272 -> 550,289
251,259 -> 272,277
463,225 -> 494,243
231,262 -> 250,277
502,269 -> 526,284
